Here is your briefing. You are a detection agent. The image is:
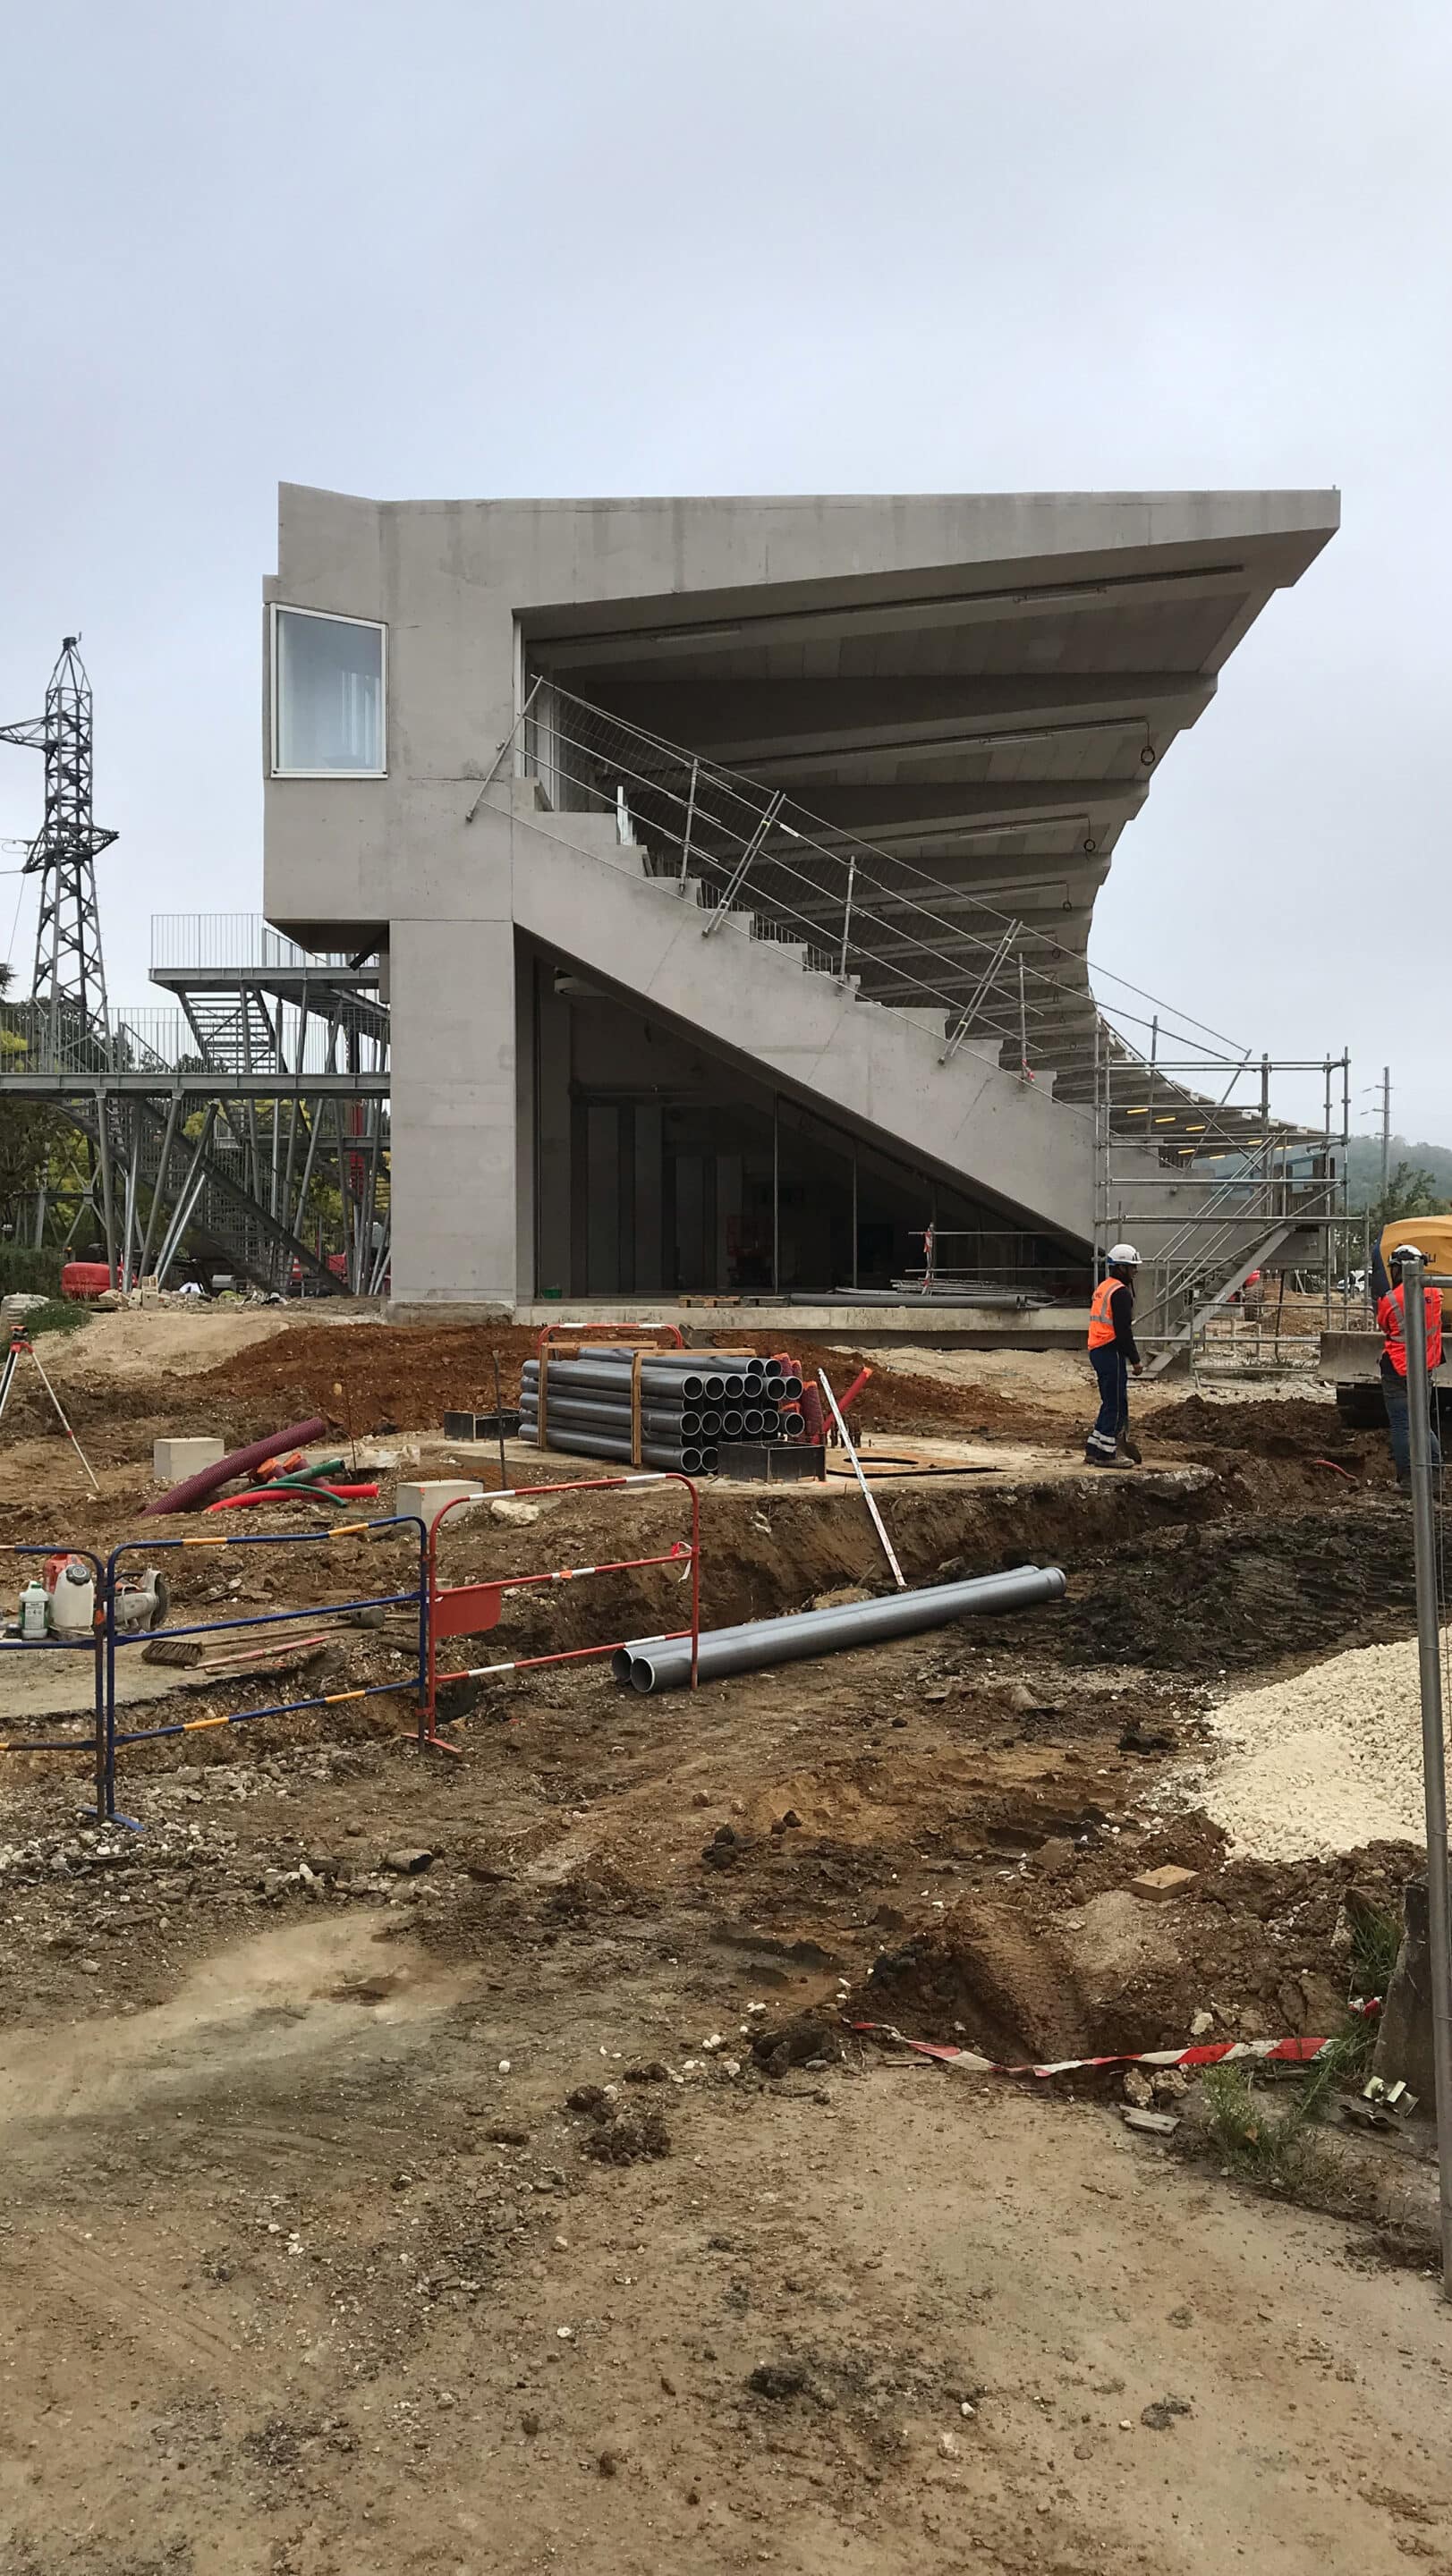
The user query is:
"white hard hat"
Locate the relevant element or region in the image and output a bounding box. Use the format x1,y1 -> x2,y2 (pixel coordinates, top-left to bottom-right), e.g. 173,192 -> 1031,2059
1392,1243 -> 1422,1261
1107,1241 -> 1142,1267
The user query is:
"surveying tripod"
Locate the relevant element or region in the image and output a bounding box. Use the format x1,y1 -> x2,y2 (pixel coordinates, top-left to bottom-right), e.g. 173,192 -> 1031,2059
0,1329 -> 100,1494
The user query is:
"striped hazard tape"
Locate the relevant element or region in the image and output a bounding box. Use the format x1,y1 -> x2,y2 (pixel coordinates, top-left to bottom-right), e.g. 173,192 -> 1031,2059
849,2003 -> 1381,2081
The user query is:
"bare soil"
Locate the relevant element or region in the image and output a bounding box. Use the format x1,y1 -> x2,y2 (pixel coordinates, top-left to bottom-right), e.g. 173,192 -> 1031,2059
1,1311 -> 1448,2576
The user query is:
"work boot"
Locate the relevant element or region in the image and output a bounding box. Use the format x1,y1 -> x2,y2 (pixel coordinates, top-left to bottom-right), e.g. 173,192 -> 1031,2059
1118,1436 -> 1142,1465
1084,1448 -> 1131,1469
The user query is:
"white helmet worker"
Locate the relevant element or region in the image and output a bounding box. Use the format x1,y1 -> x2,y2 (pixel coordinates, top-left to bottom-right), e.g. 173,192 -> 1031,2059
1107,1242 -> 1142,1267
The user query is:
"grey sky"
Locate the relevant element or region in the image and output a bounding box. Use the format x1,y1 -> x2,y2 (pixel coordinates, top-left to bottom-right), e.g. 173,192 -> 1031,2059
2,1 -> 1446,1140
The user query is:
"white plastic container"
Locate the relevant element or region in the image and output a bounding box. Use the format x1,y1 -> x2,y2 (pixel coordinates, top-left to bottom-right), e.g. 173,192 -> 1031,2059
20,1584 -> 49,1640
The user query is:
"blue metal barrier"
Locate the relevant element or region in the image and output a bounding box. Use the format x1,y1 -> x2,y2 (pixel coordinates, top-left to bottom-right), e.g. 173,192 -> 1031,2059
101,1514 -> 429,1826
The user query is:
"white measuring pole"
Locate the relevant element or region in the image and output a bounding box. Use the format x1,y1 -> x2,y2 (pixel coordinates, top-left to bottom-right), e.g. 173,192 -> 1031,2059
818,1368 -> 906,1591
1402,1250 -> 1452,2298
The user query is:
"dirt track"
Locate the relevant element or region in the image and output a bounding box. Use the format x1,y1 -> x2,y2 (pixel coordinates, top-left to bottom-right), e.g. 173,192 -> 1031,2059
0,1308 -> 1447,2576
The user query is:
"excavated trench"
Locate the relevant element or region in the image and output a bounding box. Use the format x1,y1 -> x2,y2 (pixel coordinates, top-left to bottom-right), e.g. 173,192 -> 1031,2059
423,1483 -> 1414,1696
7,1347 -> 1424,2085
970,1504 -> 1419,1674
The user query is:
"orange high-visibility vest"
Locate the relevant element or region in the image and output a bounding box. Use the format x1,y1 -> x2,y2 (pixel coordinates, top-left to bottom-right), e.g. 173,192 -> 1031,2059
1088,1275 -> 1121,1352
1377,1283 -> 1444,1380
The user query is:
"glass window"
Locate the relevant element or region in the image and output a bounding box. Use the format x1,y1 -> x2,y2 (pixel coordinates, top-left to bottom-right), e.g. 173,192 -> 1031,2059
273,607 -> 385,775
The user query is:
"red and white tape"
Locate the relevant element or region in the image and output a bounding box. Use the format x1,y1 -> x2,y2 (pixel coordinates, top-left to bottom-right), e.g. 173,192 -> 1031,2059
849,2003 -> 1380,2082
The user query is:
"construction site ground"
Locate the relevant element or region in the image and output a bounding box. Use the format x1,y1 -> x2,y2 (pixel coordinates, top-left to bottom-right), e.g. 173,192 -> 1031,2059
2,1308 -> 1449,2576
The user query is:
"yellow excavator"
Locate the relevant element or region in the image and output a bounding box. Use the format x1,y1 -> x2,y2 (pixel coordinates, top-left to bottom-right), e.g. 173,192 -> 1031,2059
1322,1216 -> 1452,1426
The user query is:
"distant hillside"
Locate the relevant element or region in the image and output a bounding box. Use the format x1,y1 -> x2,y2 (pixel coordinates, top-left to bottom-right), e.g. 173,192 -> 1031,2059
1345,1134 -> 1452,1213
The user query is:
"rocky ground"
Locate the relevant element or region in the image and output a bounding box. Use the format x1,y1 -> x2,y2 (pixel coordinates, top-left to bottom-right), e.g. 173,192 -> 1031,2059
1,1309 -> 1448,2576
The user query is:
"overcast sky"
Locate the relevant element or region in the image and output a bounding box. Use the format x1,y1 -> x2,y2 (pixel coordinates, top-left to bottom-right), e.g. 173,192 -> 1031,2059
2,1 -> 1447,1140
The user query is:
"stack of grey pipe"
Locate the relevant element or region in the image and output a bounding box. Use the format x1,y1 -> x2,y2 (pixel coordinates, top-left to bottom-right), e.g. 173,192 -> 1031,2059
520,1347 -> 804,1476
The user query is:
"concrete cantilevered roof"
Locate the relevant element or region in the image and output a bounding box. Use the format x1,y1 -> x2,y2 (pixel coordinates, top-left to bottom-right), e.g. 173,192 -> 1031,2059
515,489 -> 1338,1088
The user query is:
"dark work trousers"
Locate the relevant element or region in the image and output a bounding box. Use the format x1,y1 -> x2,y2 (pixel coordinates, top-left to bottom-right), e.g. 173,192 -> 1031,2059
1087,1345 -> 1128,1462
1382,1358 -> 1442,1484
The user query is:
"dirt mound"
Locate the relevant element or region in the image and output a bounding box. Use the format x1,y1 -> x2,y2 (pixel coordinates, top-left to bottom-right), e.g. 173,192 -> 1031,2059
787,1340 -> 1068,1445
1152,1395 -> 1354,1455
6,1309 -> 1070,1450
191,1322 -> 544,1436
184,1323 -> 1067,1445
1015,1506 -> 1418,1672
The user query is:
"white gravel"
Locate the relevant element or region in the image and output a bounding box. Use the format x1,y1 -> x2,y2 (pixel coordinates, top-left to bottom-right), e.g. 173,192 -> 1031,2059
1182,1629 -> 1452,1861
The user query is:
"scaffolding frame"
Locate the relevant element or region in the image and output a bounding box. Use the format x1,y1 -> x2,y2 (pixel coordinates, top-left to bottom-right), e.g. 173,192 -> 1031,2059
1092,1024 -> 1354,1372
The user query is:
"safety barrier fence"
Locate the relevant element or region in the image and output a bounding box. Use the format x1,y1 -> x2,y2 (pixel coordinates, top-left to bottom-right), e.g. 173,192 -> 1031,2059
2,1477 -> 701,1823
421,1471 -> 701,1749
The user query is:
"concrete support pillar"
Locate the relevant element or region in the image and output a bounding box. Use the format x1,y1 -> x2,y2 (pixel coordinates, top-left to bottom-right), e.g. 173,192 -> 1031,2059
388,919 -> 516,1308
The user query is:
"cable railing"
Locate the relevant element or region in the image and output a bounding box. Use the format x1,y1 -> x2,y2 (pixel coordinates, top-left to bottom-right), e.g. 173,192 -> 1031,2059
484,682 -> 1176,1080
512,682 -> 1301,1077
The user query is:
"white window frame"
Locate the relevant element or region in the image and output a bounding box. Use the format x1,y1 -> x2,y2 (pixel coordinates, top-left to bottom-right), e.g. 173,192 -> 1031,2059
270,602 -> 388,779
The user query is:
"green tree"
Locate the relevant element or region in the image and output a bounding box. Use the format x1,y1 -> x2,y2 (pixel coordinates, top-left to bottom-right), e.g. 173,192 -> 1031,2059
1367,1158 -> 1447,1235
0,962 -> 71,1237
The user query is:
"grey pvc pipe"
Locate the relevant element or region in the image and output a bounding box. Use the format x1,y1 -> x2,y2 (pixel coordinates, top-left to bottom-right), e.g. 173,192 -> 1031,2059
521,1424 -> 703,1474
718,1409 -> 744,1437
522,1360 -> 718,1402
611,1563 -> 1066,1694
524,1352 -> 760,1383
520,1398 -> 701,1440
542,1351 -> 767,1401
741,1409 -> 764,1436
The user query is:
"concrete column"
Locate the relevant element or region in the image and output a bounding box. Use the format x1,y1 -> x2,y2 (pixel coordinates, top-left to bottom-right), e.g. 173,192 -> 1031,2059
388,919 -> 516,1309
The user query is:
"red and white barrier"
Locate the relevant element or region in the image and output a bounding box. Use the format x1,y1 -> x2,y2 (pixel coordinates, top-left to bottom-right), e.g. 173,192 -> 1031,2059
849,2004 -> 1380,2081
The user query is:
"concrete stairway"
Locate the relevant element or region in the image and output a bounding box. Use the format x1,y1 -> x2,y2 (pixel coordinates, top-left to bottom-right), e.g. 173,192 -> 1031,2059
500,782 -> 1208,1254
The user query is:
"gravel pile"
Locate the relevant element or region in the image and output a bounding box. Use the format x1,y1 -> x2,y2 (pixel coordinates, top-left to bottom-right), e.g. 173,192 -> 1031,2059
1184,1628 -> 1452,1861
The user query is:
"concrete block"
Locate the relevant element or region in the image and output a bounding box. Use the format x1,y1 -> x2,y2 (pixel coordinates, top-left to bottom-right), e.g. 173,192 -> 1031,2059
1130,1865 -> 1199,1904
153,1436 -> 225,1484
1122,2106 -> 1180,2136
395,1479 -> 485,1530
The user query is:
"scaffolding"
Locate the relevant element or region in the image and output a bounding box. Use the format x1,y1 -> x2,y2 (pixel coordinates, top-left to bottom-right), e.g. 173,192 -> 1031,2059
1092,1021 -> 1356,1375
0,921 -> 390,1296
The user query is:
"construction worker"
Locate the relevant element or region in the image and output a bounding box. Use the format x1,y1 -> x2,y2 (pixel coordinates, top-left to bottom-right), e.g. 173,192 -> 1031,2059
1371,1241 -> 1443,1486
1085,1241 -> 1142,1468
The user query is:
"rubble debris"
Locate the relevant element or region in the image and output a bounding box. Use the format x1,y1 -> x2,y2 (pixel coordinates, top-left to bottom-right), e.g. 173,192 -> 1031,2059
748,2360 -> 809,2400
750,2012 -> 838,2077
581,2109 -> 671,2164
1140,2396 -> 1193,2431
